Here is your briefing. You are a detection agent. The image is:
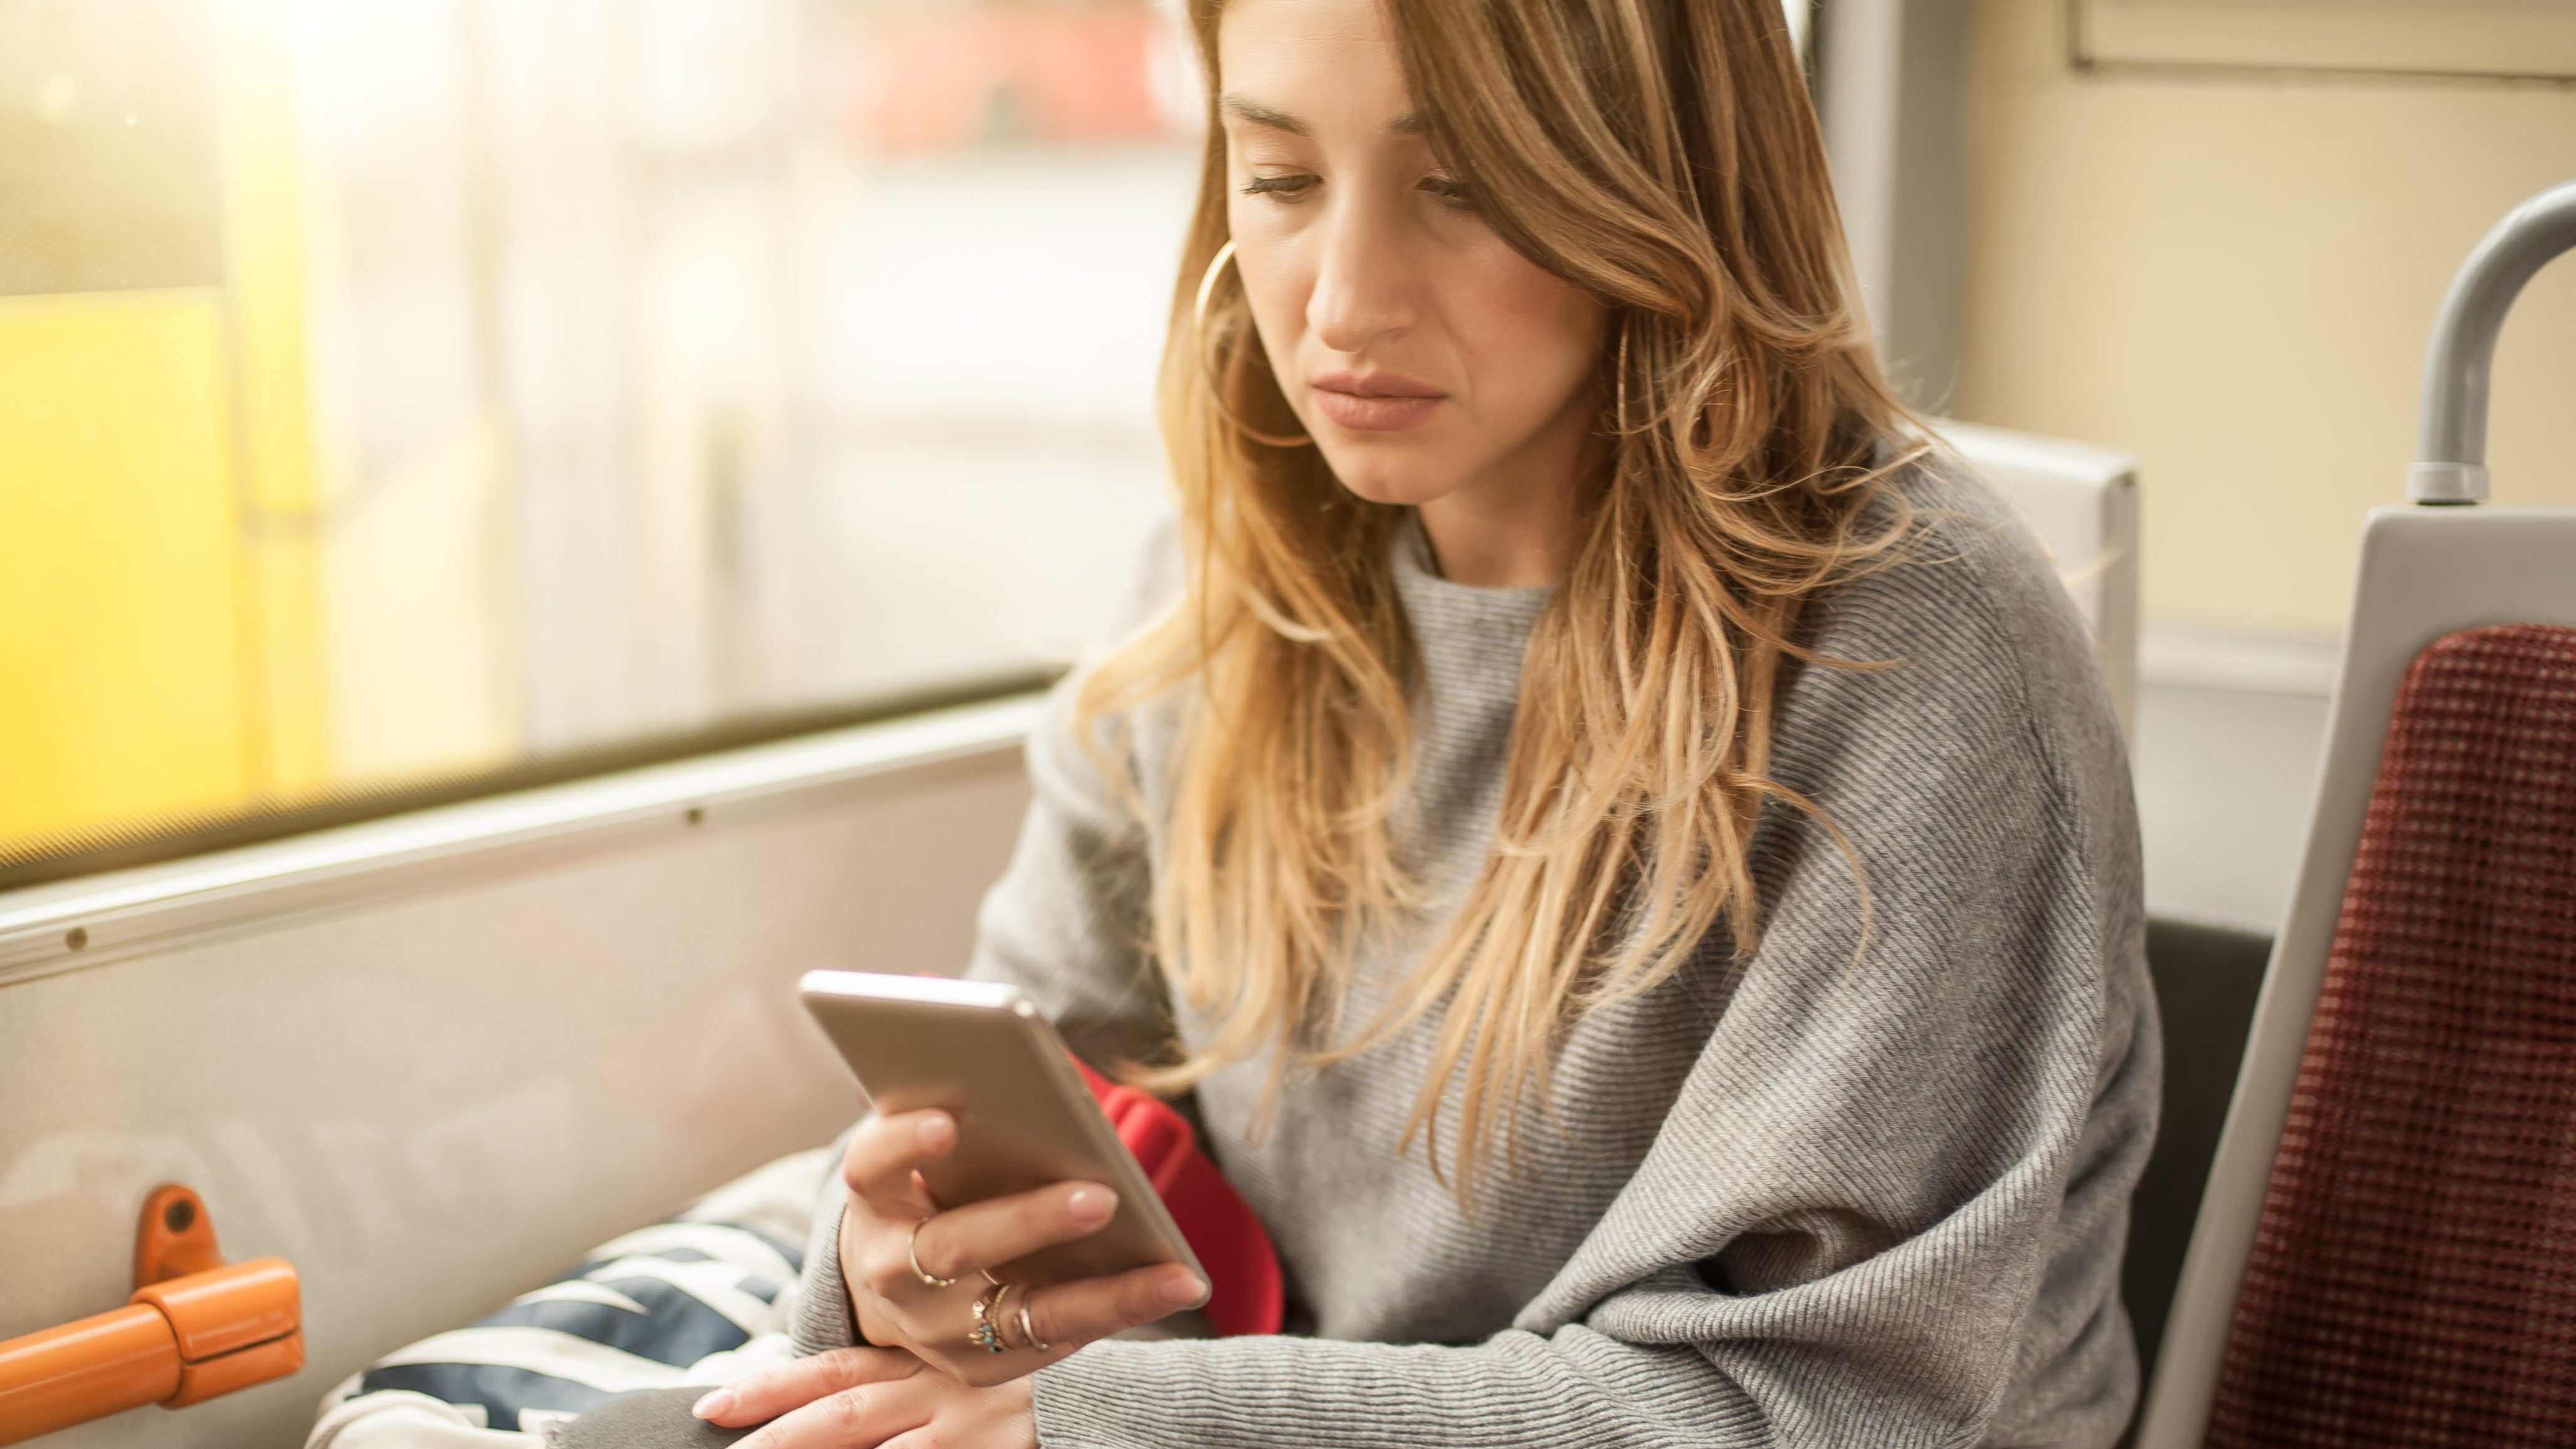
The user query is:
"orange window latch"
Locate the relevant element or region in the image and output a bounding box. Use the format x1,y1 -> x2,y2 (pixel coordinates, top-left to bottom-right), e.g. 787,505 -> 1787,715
0,1185 -> 303,1444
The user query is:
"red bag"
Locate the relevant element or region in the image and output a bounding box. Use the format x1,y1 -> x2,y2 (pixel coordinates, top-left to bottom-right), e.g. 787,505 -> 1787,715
1068,1057 -> 1284,1337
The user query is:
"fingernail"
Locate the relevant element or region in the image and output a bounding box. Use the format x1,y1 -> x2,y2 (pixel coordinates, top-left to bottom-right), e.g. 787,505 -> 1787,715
918,1113 -> 953,1148
1067,1185 -> 1116,1222
1161,1272 -> 1206,1305
692,1389 -> 735,1420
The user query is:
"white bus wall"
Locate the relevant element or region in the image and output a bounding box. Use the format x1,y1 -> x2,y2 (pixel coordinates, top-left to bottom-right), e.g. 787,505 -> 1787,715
0,722 -> 1031,1448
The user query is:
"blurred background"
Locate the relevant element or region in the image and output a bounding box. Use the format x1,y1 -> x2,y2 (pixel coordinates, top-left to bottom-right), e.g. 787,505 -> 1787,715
1,0 -> 2572,933
0,0 -> 1194,872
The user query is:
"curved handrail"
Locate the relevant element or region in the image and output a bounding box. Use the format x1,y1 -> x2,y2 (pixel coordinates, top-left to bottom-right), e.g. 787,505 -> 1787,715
0,1186 -> 302,1445
2408,178 -> 2576,504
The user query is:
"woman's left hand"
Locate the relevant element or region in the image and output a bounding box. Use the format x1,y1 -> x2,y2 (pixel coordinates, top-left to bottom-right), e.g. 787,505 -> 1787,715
692,1347 -> 1036,1449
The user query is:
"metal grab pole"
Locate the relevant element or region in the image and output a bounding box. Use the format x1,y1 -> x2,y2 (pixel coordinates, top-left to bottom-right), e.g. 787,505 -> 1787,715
2409,178 -> 2576,504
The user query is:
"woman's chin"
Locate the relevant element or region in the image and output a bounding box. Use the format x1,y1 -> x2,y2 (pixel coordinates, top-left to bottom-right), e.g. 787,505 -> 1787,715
1317,444 -> 1465,511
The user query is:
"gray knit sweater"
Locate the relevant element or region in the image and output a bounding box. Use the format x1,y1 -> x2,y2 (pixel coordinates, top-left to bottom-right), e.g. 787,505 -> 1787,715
794,473 -> 2157,1448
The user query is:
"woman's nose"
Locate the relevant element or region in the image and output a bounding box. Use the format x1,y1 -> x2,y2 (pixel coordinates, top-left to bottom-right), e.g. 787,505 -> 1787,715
1305,190 -> 1419,355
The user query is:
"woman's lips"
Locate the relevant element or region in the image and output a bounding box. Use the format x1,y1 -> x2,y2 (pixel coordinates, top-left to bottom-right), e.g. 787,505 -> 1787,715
1309,370 -> 1445,432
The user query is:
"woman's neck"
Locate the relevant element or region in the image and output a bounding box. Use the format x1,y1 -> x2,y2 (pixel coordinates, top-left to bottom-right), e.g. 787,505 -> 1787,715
1413,440 -> 1595,588
1415,499 -> 1569,587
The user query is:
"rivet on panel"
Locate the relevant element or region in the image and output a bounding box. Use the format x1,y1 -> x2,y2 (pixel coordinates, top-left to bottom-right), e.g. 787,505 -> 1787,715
65,926 -> 89,951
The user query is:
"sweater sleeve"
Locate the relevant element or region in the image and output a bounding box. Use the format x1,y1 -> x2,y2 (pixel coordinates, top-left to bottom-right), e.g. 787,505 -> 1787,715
958,675 -> 1171,1073
962,511 -> 1179,1071
789,1148 -> 859,1357
1021,510 -> 2155,1449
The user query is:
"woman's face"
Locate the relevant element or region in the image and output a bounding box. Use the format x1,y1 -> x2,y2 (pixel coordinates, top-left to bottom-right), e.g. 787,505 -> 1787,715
1216,0 -> 1609,521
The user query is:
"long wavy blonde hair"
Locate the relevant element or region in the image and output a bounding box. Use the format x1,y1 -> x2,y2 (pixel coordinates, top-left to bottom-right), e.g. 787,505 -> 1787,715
1081,0 -> 1924,1202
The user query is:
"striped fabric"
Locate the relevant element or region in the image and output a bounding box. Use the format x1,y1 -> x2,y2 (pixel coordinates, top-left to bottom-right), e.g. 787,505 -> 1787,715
310,1149 -> 827,1447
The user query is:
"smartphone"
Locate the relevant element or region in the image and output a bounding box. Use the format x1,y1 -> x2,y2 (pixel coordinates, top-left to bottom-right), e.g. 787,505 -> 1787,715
799,970 -> 1209,1298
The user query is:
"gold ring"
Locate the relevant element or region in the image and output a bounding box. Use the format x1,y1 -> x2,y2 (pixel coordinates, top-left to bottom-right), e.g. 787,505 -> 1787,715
1016,1290 -> 1051,1353
970,1281 -> 1008,1353
908,1217 -> 958,1289
989,1281 -> 1020,1345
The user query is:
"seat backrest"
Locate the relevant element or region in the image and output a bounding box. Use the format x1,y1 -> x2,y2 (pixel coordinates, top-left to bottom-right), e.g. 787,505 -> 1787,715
2136,507 -> 2576,1448
1935,419 -> 2141,734
2205,622 -> 2576,1445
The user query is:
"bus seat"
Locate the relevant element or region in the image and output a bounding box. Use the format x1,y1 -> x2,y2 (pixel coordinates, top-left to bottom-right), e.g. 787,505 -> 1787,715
2214,622 -> 2575,1442
1934,420 -> 2141,734
2135,176 -> 2576,1448
2122,918 -> 2271,1400
2136,511 -> 2576,1447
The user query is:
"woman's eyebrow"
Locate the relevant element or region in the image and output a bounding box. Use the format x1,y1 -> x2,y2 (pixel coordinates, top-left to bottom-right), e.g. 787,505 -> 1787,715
1219,96 -> 1428,139
1220,96 -> 1309,136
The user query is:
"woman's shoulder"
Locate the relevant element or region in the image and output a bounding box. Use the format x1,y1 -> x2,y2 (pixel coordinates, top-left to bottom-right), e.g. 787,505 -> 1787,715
1844,451 -> 2107,687
1779,451 -> 2126,802
1851,448 -> 2093,635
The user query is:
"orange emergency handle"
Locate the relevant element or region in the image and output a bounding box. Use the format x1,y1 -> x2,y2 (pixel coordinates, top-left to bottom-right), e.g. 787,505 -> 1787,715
0,1186 -> 303,1445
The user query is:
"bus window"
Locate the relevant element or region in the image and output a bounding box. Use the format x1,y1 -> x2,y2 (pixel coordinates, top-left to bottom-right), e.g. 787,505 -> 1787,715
0,0 -> 1198,883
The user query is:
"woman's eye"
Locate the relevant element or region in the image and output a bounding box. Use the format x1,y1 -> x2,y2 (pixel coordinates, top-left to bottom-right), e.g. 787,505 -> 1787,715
1419,175 -> 1475,210
1242,173 -> 1318,202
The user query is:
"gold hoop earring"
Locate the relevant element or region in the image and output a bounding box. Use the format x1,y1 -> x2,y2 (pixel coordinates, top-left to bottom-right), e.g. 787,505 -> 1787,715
1193,240 -> 1314,450
1193,238 -> 1239,333
1611,313 -> 1631,435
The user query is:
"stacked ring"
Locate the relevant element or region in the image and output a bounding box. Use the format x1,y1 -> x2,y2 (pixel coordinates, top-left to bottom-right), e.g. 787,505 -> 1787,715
1016,1293 -> 1053,1353
908,1218 -> 958,1289
970,1282 -> 1009,1353
989,1283 -> 1050,1352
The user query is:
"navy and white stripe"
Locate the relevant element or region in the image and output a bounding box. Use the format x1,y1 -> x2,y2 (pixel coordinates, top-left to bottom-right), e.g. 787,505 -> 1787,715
310,1147 -> 832,1446
347,1220 -> 799,1432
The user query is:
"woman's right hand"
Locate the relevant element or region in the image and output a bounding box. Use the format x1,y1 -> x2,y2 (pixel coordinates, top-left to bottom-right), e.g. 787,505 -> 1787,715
837,1108 -> 1207,1387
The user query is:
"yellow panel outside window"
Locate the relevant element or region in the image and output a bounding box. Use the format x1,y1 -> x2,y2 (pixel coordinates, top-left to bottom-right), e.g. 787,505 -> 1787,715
0,290 -> 253,842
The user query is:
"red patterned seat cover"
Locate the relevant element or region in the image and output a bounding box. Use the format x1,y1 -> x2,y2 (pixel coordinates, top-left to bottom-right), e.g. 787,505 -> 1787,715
2208,624 -> 2576,1448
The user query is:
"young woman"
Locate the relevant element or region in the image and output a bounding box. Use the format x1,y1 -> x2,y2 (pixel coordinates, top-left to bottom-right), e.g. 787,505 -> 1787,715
699,0 -> 2155,1442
